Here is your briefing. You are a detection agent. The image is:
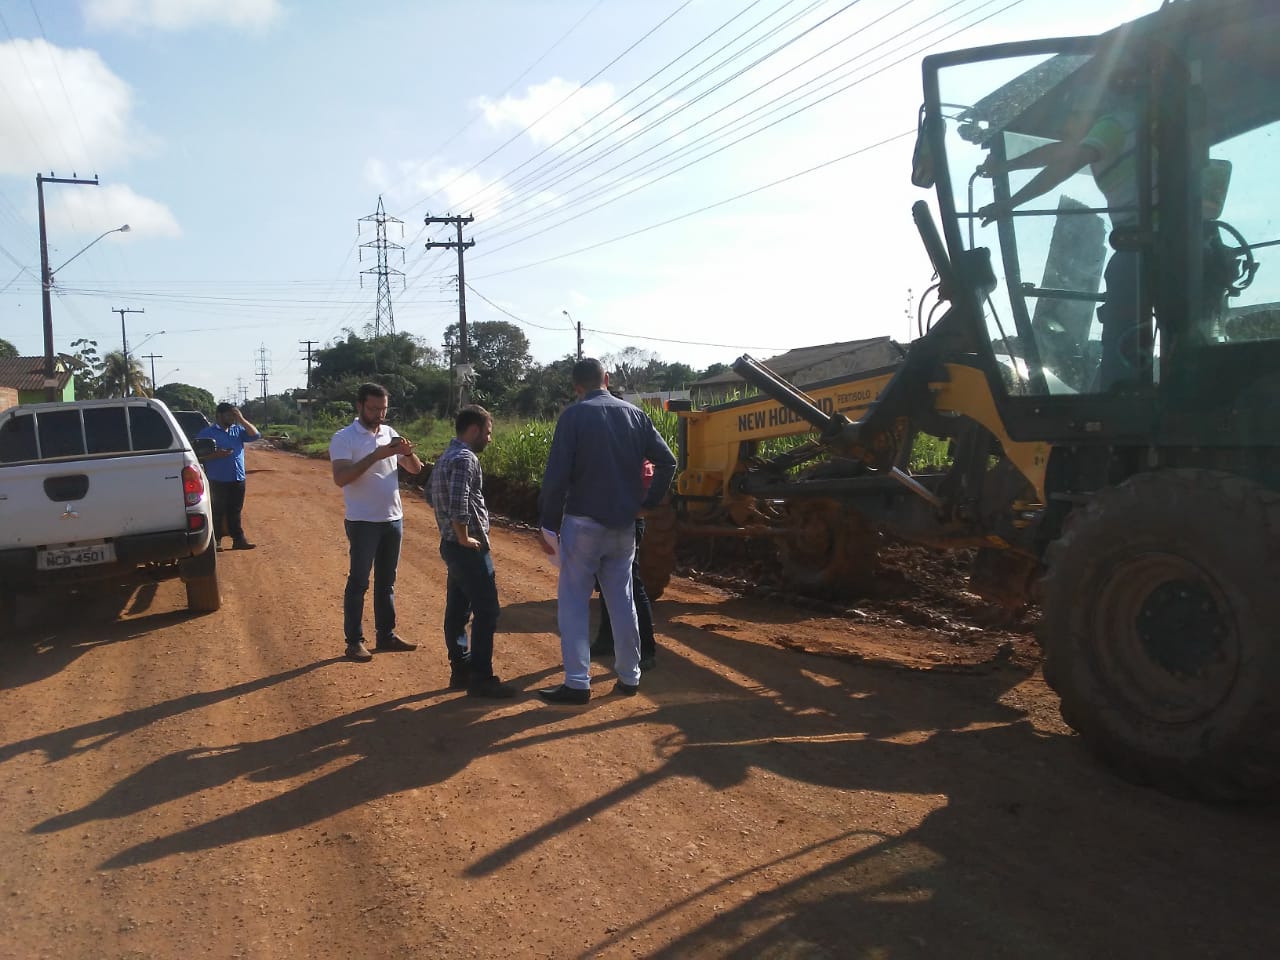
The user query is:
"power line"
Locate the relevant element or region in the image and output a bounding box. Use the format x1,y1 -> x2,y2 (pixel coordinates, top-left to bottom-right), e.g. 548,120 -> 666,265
396,0 -> 611,216
472,126 -> 913,280
471,0 -> 987,254
446,0 -> 799,218
413,0 -> 697,213
465,281 -> 785,351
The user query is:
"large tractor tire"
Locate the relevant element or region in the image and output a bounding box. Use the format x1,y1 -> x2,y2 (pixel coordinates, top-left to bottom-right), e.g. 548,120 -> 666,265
1039,469 -> 1280,799
637,503 -> 678,600
778,498 -> 878,594
181,547 -> 222,613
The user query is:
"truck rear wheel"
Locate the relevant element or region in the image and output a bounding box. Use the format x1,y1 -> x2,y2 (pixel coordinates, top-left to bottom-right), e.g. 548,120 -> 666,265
1039,469 -> 1280,799
181,548 -> 222,613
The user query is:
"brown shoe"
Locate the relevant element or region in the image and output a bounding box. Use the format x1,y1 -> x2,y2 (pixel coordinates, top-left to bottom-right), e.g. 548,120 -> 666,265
375,634 -> 418,652
345,642 -> 373,662
467,676 -> 518,699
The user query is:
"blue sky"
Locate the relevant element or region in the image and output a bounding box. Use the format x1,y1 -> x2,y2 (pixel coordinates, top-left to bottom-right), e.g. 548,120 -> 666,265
0,0 -> 1156,402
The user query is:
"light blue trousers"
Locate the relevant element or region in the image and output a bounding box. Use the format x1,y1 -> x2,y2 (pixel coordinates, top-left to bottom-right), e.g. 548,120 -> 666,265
557,514 -> 642,689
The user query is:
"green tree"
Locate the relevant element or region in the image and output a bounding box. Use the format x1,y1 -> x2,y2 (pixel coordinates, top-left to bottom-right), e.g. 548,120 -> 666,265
310,331 -> 449,419
443,320 -> 532,409
512,355 -> 577,417
602,346 -> 659,392
61,338 -> 105,399
0,337 -> 17,359
96,350 -> 150,398
155,382 -> 216,415
655,361 -> 697,390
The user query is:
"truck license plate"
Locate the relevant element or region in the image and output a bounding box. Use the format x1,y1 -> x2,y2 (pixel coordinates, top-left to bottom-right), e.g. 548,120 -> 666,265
37,543 -> 116,570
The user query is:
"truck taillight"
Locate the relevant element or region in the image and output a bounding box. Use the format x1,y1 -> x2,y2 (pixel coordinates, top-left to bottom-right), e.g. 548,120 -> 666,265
182,465 -> 205,505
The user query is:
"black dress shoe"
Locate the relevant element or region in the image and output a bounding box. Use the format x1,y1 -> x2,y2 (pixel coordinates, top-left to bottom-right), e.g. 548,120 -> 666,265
231,540 -> 256,550
537,684 -> 590,705
613,680 -> 639,696
375,635 -> 418,652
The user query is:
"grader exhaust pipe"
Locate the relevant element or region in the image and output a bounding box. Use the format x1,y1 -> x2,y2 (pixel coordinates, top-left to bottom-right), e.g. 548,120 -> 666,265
731,355 -> 851,441
731,355 -> 941,511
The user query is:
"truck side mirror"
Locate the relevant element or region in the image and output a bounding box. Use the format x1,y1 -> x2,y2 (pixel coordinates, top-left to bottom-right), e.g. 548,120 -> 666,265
193,437 -> 216,459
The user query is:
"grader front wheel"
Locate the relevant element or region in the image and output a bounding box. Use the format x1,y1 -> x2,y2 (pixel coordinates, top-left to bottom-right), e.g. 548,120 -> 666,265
1039,469 -> 1280,799
779,499 -> 878,595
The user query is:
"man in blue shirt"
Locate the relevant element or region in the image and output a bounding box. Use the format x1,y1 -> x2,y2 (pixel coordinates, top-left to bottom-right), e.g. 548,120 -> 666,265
197,403 -> 261,550
537,358 -> 676,704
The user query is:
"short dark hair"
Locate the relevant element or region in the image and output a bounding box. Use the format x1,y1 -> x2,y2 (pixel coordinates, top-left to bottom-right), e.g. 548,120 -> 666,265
455,404 -> 491,435
215,402 -> 235,415
572,358 -> 605,389
357,382 -> 389,405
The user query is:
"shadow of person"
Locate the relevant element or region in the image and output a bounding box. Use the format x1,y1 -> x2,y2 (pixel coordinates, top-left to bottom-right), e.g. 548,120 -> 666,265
34,667 -> 602,870
0,660 -> 341,764
1,583 -> 199,691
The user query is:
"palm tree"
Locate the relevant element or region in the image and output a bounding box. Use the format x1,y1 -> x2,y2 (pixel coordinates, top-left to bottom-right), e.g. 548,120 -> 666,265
96,351 -> 151,398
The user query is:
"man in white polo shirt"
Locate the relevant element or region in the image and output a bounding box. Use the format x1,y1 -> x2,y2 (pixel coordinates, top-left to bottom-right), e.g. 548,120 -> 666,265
330,382 -> 424,661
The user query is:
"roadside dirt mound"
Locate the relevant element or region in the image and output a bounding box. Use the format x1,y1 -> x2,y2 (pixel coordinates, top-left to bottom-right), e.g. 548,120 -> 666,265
477,476 -> 1039,662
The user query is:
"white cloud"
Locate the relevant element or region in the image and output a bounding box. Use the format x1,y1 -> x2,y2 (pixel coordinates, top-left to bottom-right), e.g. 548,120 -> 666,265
49,182 -> 181,238
0,39 -> 143,176
83,0 -> 283,32
474,78 -> 626,149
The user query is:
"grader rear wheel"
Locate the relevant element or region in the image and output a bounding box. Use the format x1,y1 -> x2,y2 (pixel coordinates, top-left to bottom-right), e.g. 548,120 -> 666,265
779,498 -> 878,594
637,503 -> 678,600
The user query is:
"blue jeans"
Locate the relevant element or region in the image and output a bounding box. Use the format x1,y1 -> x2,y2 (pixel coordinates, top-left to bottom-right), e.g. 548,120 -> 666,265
558,514 -> 642,689
439,540 -> 500,680
343,519 -> 402,645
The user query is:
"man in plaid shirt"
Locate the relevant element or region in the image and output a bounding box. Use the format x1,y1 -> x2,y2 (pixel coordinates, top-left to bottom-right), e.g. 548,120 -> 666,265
429,404 -> 516,698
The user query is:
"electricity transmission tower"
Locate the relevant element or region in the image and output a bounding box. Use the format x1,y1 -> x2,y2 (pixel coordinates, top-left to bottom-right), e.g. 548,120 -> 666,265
359,196 -> 404,338
255,344 -> 271,401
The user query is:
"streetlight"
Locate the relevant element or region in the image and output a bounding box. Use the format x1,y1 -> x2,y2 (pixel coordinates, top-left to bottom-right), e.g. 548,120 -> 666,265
50,224 -> 130,282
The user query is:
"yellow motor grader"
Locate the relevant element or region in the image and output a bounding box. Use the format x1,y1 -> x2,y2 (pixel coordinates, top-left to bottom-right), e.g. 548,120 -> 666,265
641,0 -> 1280,798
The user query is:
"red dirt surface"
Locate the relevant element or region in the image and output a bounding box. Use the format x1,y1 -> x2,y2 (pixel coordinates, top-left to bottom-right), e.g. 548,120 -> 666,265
1,447 -> 1274,958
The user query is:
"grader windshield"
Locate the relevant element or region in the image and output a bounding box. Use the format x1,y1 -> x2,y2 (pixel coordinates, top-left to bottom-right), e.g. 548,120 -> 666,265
919,0 -> 1280,400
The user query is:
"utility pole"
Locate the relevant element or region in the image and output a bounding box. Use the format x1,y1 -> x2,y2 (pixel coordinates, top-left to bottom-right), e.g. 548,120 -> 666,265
112,306 -> 144,394
358,196 -> 404,338
299,339 -> 318,391
299,338 -> 318,425
142,352 -> 163,392
425,213 -> 475,404
255,344 -> 270,402
37,173 -> 100,400
564,310 -> 583,361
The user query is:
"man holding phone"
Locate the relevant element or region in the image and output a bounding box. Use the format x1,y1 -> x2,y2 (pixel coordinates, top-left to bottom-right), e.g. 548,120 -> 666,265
330,382 -> 423,662
197,402 -> 261,551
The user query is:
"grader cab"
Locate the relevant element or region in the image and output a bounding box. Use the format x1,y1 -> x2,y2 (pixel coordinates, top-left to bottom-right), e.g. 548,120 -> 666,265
645,0 -> 1280,798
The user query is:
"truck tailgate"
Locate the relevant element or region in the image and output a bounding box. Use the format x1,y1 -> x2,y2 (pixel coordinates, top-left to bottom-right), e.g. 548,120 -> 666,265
0,452 -> 191,547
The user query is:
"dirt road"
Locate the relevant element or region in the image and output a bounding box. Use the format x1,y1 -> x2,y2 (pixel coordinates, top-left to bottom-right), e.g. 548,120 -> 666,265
1,447 -> 1275,959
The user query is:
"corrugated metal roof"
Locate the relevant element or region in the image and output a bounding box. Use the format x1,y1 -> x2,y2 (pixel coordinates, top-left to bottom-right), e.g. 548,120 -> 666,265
0,356 -> 73,391
692,337 -> 901,387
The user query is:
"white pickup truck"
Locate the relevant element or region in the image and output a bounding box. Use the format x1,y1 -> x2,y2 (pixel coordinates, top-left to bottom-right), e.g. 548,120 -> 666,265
0,397 -> 220,619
